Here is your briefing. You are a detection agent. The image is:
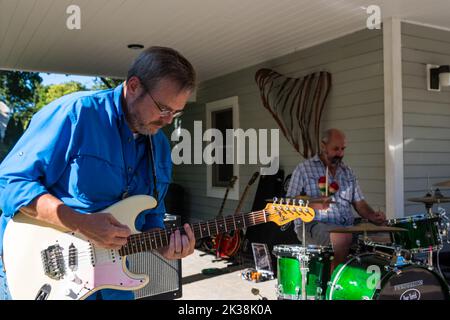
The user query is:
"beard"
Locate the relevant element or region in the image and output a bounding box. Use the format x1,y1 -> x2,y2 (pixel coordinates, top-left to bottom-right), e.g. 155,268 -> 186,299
125,98 -> 163,135
331,156 -> 343,165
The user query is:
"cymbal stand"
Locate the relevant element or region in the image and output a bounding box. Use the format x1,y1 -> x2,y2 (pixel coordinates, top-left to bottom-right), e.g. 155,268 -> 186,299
437,206 -> 450,243
297,199 -> 309,300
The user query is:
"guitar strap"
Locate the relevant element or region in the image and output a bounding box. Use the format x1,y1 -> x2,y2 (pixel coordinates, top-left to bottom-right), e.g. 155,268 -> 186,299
147,135 -> 160,201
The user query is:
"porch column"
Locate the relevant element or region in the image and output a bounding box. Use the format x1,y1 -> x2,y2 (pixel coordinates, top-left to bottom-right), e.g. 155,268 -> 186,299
383,17 -> 404,219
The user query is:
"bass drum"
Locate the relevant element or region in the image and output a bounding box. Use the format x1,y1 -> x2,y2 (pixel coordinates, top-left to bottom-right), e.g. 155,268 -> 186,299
327,253 -> 449,300
434,242 -> 450,286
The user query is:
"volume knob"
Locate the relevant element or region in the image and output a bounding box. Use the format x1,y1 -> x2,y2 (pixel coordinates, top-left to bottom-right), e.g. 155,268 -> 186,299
70,273 -> 83,285
65,289 -> 77,299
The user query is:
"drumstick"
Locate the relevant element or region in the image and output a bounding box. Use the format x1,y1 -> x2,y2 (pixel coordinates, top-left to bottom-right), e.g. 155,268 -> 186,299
325,166 -> 328,197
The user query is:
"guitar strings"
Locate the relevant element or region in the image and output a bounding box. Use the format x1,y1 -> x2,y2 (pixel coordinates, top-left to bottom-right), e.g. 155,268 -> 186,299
56,209 -> 307,264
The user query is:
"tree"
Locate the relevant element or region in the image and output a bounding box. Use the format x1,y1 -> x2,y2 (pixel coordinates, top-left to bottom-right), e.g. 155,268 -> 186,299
34,81 -> 87,112
0,71 -> 42,114
0,72 -> 87,160
91,77 -> 123,90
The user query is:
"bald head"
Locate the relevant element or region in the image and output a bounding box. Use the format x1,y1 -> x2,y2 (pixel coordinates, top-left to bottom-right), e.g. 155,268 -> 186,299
321,129 -> 346,144
320,128 -> 347,167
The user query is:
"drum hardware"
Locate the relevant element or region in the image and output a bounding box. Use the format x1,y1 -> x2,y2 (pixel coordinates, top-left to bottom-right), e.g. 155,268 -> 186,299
299,246 -> 309,300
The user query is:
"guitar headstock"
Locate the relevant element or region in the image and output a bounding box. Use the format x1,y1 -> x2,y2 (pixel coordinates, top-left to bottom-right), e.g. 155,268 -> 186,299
264,197 -> 315,225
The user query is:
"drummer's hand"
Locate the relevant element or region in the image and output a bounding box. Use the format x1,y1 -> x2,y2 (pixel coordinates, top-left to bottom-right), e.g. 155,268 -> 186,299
370,211 -> 386,225
310,197 -> 331,211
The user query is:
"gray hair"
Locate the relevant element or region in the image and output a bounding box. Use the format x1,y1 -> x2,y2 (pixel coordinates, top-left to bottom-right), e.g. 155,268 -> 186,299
127,46 -> 196,93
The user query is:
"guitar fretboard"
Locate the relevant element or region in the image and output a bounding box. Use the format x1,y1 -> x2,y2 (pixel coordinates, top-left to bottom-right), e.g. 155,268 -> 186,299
118,210 -> 267,256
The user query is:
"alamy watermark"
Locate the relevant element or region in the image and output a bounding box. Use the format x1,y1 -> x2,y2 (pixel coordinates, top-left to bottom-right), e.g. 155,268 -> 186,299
366,5 -> 381,30
171,121 -> 280,175
66,5 -> 81,30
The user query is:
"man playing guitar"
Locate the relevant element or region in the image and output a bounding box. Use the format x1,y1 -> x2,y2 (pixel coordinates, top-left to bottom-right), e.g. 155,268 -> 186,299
0,47 -> 197,300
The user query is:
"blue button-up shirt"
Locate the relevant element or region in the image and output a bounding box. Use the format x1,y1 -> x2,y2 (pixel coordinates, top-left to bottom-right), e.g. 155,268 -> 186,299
287,154 -> 364,227
0,83 -> 172,260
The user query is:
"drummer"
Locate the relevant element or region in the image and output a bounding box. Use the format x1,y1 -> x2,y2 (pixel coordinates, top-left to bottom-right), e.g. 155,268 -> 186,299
286,128 -> 386,269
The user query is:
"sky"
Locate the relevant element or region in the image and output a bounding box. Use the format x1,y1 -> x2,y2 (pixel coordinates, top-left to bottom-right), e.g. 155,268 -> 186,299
39,72 -> 97,88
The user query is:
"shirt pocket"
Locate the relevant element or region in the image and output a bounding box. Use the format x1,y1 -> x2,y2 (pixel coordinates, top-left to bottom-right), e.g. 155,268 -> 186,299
338,179 -> 354,203
69,155 -> 124,203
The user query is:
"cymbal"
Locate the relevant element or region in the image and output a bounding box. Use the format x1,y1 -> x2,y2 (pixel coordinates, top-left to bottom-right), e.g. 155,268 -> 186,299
329,223 -> 407,234
407,196 -> 450,204
435,180 -> 450,188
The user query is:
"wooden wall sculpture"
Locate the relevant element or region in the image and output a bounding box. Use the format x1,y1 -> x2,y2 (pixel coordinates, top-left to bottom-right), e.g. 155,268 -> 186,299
255,68 -> 332,159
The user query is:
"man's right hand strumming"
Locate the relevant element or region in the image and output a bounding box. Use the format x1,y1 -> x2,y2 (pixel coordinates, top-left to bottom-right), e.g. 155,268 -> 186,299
74,213 -> 132,250
20,193 -> 131,250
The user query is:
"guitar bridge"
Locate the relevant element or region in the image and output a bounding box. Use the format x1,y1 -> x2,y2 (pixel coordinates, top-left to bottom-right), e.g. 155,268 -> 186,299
41,244 -> 66,280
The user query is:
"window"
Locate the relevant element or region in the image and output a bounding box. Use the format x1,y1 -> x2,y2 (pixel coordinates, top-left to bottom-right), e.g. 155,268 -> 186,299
205,96 -> 239,200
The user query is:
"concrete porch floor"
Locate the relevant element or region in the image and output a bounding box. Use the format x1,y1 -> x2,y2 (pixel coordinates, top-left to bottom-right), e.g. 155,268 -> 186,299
177,249 -> 278,300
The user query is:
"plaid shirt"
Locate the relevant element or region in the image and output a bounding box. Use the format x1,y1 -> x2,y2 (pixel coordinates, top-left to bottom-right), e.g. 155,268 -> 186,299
287,154 -> 364,226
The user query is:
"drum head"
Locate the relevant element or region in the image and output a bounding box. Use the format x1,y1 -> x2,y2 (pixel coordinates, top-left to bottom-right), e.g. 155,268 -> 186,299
378,266 -> 449,300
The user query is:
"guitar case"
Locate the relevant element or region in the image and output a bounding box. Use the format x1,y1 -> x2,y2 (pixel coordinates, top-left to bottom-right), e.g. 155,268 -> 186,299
242,170 -> 299,271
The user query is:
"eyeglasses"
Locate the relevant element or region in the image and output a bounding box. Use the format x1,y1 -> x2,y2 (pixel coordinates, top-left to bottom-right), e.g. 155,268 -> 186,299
140,82 -> 183,119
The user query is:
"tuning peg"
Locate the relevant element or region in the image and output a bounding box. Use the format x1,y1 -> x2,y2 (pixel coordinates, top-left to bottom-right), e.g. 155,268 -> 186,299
299,200 -> 304,207
273,197 -> 278,204
306,200 -> 310,207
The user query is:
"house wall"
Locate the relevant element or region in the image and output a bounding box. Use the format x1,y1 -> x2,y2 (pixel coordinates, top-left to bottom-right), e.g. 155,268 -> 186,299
167,27 -> 385,222
402,22 -> 450,216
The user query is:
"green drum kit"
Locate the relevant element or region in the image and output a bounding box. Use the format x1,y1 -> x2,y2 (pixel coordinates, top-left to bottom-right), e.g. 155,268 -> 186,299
273,244 -> 333,300
272,185 -> 450,300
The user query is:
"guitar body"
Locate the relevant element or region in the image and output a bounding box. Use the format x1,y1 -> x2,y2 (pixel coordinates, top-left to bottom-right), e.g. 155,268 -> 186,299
215,172 -> 260,258
214,230 -> 243,258
3,195 -> 157,300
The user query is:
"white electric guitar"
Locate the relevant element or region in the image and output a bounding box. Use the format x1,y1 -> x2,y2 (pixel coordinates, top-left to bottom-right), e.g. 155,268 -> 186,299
3,195 -> 314,300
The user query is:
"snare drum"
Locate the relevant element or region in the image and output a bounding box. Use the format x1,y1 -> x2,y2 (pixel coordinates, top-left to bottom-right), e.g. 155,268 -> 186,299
388,214 -> 442,253
272,244 -> 333,300
327,253 -> 449,300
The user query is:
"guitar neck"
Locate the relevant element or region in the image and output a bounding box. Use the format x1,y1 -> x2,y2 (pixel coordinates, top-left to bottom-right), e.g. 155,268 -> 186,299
118,209 -> 267,257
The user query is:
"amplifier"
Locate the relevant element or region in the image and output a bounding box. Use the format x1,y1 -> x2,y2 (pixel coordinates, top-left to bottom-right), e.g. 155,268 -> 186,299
128,214 -> 182,300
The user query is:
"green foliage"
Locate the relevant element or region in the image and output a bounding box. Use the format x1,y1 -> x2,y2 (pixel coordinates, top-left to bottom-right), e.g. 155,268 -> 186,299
0,72 -> 90,160
0,71 -> 42,113
34,81 -> 87,112
0,72 -> 123,161
91,77 -> 123,90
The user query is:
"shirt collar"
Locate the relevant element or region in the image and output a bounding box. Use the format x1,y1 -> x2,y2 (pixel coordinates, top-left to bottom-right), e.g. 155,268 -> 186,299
113,83 -> 125,124
312,154 -> 322,163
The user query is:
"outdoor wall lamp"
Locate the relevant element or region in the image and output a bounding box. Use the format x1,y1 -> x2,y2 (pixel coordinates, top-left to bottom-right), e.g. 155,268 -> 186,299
427,64 -> 450,91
